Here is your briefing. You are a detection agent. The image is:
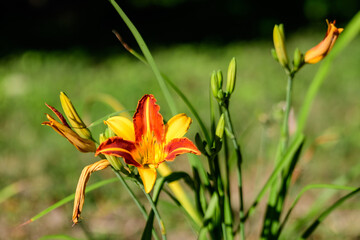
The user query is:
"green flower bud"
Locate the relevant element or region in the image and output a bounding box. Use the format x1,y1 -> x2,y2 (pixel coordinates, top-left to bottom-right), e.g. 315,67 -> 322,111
271,48 -> 279,62
215,114 -> 225,139
293,48 -> 304,71
100,132 -> 123,170
226,57 -> 237,95
273,24 -> 289,69
216,70 -> 223,89
211,71 -> 219,98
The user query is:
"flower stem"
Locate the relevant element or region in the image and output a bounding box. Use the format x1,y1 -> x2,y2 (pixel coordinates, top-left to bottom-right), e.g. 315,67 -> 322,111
223,106 -> 245,240
112,169 -> 160,240
136,179 -> 167,240
262,73 -> 294,238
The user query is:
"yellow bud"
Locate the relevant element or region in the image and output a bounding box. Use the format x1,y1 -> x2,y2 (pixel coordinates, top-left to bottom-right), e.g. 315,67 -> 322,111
273,24 -> 289,69
60,92 -> 92,140
215,114 -> 225,139
226,57 -> 237,95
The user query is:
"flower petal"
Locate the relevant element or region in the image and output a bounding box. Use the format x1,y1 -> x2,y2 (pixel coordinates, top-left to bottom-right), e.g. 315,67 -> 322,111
138,166 -> 157,193
105,116 -> 135,141
304,20 -> 343,64
95,137 -> 141,167
164,137 -> 201,162
165,113 -> 192,143
72,159 -> 110,225
42,114 -> 96,153
133,94 -> 164,143
45,103 -> 70,128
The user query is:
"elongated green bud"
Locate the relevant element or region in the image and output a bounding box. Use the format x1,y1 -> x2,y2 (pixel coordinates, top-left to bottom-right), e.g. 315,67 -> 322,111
215,114 -> 225,139
271,48 -> 278,62
211,71 -> 219,98
216,70 -> 223,89
60,92 -> 92,140
273,24 -> 289,69
100,132 -> 122,170
226,57 -> 237,95
293,48 -> 304,71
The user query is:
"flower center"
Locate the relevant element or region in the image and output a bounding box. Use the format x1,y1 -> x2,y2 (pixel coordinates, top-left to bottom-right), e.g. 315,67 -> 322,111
134,132 -> 165,167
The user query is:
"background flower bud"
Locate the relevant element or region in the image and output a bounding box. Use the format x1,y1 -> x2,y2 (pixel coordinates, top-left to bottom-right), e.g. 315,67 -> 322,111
273,24 -> 289,69
216,70 -> 223,89
211,71 -> 219,98
226,57 -> 236,95
215,114 -> 225,139
293,48 -> 304,71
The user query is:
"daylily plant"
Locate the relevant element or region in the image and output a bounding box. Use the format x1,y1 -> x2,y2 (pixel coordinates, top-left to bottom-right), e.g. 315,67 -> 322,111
96,94 -> 201,193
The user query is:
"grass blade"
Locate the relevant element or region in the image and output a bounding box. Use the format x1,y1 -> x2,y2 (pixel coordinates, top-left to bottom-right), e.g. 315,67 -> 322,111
20,178 -> 118,226
245,134 -> 305,219
277,184 -> 356,238
108,0 -> 177,115
39,235 -> 81,240
299,187 -> 360,239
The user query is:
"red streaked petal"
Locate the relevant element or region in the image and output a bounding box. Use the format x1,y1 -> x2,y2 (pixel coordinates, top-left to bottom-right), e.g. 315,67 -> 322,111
164,137 -> 201,162
138,167 -> 157,193
133,94 -> 164,143
45,103 -> 70,128
95,137 -> 141,167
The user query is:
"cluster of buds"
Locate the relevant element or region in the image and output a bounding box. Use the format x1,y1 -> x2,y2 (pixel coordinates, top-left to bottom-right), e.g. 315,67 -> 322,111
211,57 -> 237,106
272,20 -> 343,74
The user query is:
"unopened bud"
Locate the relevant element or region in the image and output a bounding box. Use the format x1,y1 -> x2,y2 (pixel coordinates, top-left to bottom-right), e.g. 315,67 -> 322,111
216,70 -> 223,89
60,92 -> 92,140
99,132 -> 122,170
217,89 -> 224,100
293,48 -> 304,71
273,24 -> 289,69
215,114 -> 225,139
211,71 -> 219,98
226,57 -> 237,95
271,48 -> 278,62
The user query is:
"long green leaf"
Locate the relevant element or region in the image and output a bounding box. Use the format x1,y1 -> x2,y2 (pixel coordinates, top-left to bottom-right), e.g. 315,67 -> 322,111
300,187 -> 360,239
39,235 -> 82,240
141,172 -> 194,240
245,134 -> 305,219
108,0 -> 177,115
277,184 -> 356,238
296,11 -> 360,134
0,181 -> 22,204
22,178 -> 117,225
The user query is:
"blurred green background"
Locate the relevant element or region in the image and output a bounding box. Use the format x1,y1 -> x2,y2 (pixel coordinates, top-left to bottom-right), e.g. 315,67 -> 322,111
1,0 -> 360,239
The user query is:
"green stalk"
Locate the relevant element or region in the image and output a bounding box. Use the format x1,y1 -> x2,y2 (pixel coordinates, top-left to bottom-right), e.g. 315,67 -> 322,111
112,170 -> 160,240
136,179 -> 167,240
263,74 -> 294,238
244,134 -> 304,220
223,107 -> 245,240
109,0 -> 177,115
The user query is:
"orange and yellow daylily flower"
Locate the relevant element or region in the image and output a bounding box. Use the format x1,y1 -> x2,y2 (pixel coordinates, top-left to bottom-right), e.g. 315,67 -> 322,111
96,94 -> 201,193
304,20 -> 343,64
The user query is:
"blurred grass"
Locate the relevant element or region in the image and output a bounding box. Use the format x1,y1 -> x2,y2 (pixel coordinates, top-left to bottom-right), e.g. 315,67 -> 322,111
1,30 -> 360,239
